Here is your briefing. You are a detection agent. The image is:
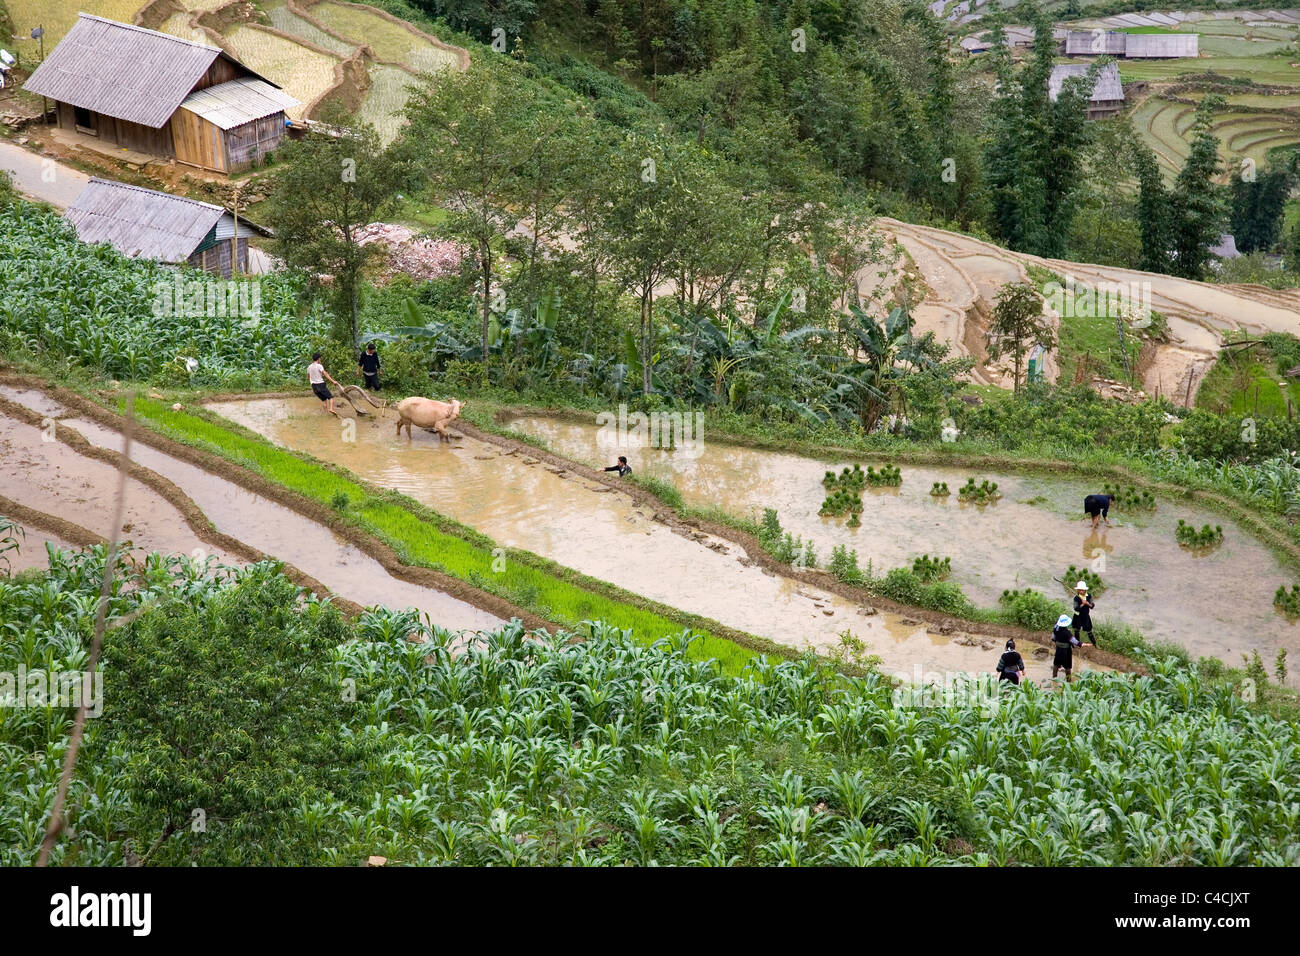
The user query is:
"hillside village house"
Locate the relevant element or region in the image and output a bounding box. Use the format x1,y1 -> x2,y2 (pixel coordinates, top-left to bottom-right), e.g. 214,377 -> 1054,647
1049,62 -> 1125,120
1064,30 -> 1199,58
64,178 -> 268,277
23,14 -> 298,174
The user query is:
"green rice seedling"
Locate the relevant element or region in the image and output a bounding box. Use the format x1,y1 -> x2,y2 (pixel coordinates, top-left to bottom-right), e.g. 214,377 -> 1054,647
958,478 -> 1001,503
929,481 -> 950,497
1176,520 -> 1223,549
1063,564 -> 1105,595
1102,482 -> 1156,511
910,554 -> 951,582
819,467 -> 865,524
864,464 -> 902,486
1273,584 -> 1300,617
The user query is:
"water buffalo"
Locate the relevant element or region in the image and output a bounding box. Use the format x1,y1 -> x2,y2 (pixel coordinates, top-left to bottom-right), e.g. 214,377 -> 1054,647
394,397 -> 464,440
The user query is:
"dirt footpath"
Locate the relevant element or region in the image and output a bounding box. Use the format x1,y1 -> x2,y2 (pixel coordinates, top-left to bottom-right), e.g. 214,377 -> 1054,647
876,217 -> 1300,404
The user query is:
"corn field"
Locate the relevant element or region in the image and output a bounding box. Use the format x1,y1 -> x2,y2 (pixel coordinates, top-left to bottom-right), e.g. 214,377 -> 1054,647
4,540 -> 1298,866
0,206 -> 327,386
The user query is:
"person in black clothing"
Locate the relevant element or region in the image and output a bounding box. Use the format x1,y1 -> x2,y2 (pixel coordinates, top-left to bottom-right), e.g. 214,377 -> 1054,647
995,639 -> 1026,685
1052,613 -> 1078,683
1072,582 -> 1097,646
1083,493 -> 1115,530
604,455 -> 632,477
357,342 -> 381,390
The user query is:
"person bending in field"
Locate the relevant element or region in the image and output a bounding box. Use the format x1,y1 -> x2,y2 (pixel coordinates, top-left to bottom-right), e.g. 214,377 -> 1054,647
1083,493 -> 1115,530
995,639 -> 1026,686
357,342 -> 381,391
604,455 -> 632,477
1051,613 -> 1079,683
307,352 -> 342,414
1072,581 -> 1097,647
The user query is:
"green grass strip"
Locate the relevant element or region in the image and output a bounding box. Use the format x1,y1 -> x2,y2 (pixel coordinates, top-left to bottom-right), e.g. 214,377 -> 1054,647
123,396 -> 760,676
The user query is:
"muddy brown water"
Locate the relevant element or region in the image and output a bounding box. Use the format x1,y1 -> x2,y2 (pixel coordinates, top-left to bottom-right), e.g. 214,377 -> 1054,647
3,528 -> 77,576
0,388 -> 501,633
506,415 -> 1300,682
0,411 -> 238,563
53,416 -> 503,635
210,397 -> 1108,684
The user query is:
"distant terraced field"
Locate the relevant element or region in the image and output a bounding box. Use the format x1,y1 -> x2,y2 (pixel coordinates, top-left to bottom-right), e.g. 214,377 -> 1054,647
148,0 -> 467,141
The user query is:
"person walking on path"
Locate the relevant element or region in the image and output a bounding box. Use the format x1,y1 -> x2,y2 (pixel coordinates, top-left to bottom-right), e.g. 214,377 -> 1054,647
1083,493 -> 1115,530
308,352 -> 342,414
995,639 -> 1026,686
1052,613 -> 1078,683
357,342 -> 382,391
1072,582 -> 1097,646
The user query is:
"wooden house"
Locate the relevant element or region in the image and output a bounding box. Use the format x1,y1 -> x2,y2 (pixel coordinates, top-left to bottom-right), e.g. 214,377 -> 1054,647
1049,63 -> 1125,120
64,178 -> 269,277
23,14 -> 298,174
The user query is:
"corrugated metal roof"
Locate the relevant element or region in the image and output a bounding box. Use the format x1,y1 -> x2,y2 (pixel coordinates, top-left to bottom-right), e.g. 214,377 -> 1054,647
1065,30 -> 1128,55
179,77 -> 299,130
1049,62 -> 1124,104
1124,33 -> 1199,58
63,178 -> 224,262
24,15 -> 237,128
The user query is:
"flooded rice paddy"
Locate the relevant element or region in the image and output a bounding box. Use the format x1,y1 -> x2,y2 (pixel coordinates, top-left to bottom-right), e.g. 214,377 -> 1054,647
0,388 -> 500,633
507,414 -> 1299,677
211,397 -> 1109,682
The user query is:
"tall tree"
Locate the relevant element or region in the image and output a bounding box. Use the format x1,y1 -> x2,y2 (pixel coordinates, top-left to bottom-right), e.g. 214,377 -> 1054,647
266,107 -> 403,345
1129,134 -> 1171,274
403,60 -> 543,382
984,5 -> 1096,257
986,281 -> 1055,396
1229,159 -> 1294,254
1169,99 -> 1225,280
601,135 -> 691,394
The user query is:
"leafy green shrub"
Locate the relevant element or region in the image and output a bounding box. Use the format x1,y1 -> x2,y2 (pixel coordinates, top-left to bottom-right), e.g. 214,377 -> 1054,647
878,568 -> 977,617
829,544 -> 865,585
998,588 -> 1063,631
331,491 -> 350,511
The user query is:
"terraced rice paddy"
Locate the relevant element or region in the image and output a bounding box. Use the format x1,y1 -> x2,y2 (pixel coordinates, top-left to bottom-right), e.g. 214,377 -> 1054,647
222,24 -> 343,117
358,64 -> 415,143
157,12 -> 209,45
262,0 -> 360,56
307,1 -> 458,71
1131,94 -> 1300,176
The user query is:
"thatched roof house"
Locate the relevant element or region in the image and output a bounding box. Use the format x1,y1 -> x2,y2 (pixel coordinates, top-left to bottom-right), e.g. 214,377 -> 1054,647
24,15 -> 297,174
65,178 -> 267,276
1049,62 -> 1125,120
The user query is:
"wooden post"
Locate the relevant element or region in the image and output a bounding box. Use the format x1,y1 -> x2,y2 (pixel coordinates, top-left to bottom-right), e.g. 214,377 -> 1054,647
230,183 -> 240,278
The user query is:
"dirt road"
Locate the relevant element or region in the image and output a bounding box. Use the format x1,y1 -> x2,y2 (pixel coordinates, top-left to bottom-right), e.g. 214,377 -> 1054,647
0,140 -> 88,209
876,218 -> 1300,403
